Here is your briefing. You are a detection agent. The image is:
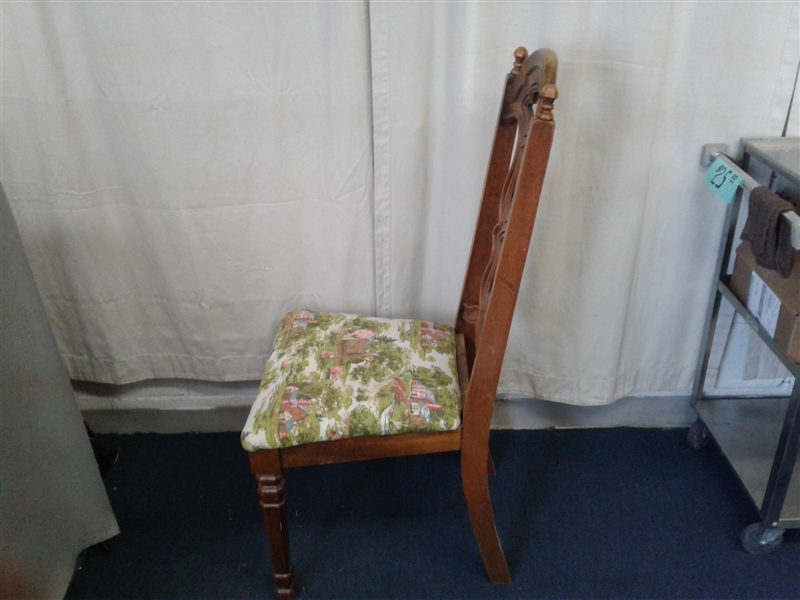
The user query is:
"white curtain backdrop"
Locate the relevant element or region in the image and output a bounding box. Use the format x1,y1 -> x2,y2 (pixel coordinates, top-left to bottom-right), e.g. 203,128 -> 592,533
2,2 -> 376,382
2,2 -> 798,405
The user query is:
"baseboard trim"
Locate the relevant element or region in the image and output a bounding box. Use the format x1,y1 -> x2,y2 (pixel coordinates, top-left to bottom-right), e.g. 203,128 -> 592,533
76,377 -> 793,434
492,394 -> 696,430
77,383 -> 700,434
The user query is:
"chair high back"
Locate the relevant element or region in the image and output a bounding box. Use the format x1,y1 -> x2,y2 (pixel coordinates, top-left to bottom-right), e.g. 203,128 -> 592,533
457,46 -> 557,447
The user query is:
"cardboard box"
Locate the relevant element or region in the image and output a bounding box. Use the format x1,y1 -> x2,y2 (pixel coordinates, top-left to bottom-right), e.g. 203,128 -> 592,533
729,241 -> 800,364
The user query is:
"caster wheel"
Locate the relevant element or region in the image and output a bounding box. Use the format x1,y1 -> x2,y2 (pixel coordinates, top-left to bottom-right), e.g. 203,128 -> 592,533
741,522 -> 784,555
687,419 -> 711,450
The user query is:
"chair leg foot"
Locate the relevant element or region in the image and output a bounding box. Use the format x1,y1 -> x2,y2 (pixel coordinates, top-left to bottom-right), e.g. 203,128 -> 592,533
273,568 -> 295,600
256,470 -> 295,599
462,453 -> 511,584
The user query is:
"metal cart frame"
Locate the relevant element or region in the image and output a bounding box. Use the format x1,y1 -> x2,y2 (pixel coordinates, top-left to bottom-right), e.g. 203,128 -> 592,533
690,137 -> 800,554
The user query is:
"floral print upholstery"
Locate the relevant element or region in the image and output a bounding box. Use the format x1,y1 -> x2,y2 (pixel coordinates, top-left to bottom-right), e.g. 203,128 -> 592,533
241,310 -> 463,451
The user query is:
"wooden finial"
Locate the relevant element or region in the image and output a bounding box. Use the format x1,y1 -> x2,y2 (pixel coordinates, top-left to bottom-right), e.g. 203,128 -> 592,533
512,47 -> 528,75
535,83 -> 559,121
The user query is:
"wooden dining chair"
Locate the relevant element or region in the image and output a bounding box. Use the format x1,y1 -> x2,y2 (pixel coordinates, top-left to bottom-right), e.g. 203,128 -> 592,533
241,46 -> 558,599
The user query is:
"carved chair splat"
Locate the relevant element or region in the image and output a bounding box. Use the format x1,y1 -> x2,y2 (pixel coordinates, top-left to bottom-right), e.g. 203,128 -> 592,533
243,46 -> 557,599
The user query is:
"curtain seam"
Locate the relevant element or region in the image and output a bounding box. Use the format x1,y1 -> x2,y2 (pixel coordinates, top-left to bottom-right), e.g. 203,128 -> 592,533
368,0 -> 392,317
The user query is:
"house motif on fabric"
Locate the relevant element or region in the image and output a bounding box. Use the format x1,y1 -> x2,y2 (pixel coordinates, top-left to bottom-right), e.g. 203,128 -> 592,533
291,310 -> 318,330
340,328 -> 379,361
278,385 -> 316,440
409,380 -> 442,422
383,377 -> 443,433
280,310 -> 318,331
420,321 -> 449,348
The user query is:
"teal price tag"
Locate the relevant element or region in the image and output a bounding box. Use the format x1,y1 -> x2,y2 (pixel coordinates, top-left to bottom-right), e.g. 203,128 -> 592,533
704,157 -> 742,203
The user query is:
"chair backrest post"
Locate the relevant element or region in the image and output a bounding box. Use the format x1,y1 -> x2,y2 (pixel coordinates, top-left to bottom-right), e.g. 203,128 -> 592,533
455,47 -> 558,448
457,84 -> 518,369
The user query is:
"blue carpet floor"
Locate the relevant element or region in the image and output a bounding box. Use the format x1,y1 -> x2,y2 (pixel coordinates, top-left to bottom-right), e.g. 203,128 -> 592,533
65,428 -> 799,599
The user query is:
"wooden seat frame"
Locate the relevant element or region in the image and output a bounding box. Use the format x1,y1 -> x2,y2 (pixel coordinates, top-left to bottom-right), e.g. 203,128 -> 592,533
248,47 -> 558,599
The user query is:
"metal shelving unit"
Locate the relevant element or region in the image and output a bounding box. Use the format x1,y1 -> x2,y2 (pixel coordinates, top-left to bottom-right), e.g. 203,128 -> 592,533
690,137 -> 800,554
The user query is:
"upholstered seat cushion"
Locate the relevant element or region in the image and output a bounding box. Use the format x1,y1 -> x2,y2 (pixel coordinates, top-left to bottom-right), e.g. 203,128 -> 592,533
241,310 -> 463,451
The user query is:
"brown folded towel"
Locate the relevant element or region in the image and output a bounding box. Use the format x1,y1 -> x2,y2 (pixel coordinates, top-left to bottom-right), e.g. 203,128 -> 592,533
741,186 -> 796,278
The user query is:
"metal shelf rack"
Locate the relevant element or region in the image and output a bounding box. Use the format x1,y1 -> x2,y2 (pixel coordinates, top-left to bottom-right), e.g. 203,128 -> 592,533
691,137 -> 800,554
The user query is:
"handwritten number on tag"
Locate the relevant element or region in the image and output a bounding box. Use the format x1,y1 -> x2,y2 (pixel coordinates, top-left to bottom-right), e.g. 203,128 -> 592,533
710,165 -> 728,188
704,157 -> 742,204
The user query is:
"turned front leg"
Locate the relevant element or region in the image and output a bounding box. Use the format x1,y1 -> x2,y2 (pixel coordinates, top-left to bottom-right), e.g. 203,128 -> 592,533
252,451 -> 295,600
